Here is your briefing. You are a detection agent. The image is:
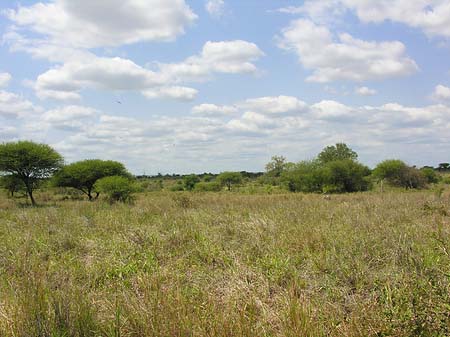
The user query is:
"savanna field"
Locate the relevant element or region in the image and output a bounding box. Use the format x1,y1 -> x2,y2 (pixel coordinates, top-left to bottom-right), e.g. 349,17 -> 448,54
1,190 -> 450,337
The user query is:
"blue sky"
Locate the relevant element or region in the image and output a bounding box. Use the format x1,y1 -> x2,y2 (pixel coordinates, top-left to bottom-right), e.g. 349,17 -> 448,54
1,0 -> 450,174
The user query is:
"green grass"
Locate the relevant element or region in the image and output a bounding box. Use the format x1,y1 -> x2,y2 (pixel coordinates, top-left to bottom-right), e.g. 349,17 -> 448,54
1,190 -> 450,336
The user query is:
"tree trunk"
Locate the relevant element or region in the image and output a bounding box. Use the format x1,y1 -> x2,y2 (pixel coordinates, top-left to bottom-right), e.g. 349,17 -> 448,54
87,190 -> 99,201
26,184 -> 36,206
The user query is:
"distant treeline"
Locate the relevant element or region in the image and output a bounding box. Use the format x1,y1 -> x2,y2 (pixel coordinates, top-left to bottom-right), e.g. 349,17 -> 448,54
1,140 -> 449,205
136,171 -> 264,180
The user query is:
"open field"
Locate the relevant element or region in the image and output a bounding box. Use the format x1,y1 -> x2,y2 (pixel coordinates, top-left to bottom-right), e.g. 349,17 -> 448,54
1,190 -> 450,336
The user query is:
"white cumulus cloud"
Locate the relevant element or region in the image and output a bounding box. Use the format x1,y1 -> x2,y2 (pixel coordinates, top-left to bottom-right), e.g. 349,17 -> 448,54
432,84 -> 450,101
205,0 -> 225,17
192,103 -> 238,115
32,40 -> 263,101
278,19 -> 418,83
142,86 -> 198,101
0,73 -> 12,88
0,90 -> 41,118
41,105 -> 98,130
6,0 -> 197,48
239,96 -> 308,114
277,0 -> 450,38
355,86 -> 377,96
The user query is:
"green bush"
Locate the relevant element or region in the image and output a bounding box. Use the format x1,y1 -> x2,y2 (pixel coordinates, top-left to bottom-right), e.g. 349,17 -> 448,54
281,159 -> 371,193
0,175 -> 25,197
217,172 -> 242,191
442,175 -> 450,185
373,160 -> 427,189
420,167 -> 440,184
281,160 -> 324,193
94,176 -> 137,203
183,174 -> 200,191
170,181 -> 185,192
194,181 -> 222,192
322,160 -> 371,193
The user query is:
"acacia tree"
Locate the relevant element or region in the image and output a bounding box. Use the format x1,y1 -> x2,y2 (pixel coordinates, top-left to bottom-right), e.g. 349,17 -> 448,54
217,171 -> 242,191
0,141 -> 63,205
53,159 -> 130,200
438,163 -> 450,171
318,143 -> 358,164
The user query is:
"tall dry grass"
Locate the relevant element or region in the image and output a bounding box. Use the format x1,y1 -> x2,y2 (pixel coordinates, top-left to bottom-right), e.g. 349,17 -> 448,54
1,190 -> 450,336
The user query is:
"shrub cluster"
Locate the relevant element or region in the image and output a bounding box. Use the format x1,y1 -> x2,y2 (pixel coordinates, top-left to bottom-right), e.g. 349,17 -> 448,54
267,143 -> 438,193
279,144 -> 371,193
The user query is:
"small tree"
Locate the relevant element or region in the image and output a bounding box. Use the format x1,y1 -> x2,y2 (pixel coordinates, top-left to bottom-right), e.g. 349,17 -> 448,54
321,160 -> 371,193
53,159 -> 130,200
217,171 -> 242,191
265,155 -> 287,177
438,163 -> 450,172
318,143 -> 358,164
281,160 -> 323,192
183,174 -> 200,191
373,159 -> 427,189
0,175 -> 25,197
420,167 -> 440,184
0,141 -> 63,205
94,176 -> 137,203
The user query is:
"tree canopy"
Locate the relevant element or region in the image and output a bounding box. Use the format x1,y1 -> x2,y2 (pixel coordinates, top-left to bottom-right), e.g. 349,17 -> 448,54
0,141 -> 63,205
281,159 -> 371,193
53,159 -> 130,200
318,143 -> 358,164
183,174 -> 200,191
0,175 -> 24,197
217,172 -> 242,191
265,155 -> 287,177
373,160 -> 427,189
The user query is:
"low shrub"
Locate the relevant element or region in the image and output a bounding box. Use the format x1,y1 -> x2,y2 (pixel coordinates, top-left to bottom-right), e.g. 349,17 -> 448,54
194,181 -> 222,192
94,176 -> 137,203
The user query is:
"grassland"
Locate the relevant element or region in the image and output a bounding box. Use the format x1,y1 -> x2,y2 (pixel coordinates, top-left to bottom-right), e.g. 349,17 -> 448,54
1,190 -> 450,336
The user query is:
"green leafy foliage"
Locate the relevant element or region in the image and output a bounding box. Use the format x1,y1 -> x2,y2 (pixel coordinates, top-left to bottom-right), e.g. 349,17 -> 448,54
373,160 -> 427,189
281,160 -> 324,192
265,155 -> 288,178
281,159 -> 371,193
217,172 -> 242,191
53,159 -> 130,200
194,181 -> 222,192
0,175 -> 25,197
170,180 -> 185,191
183,174 -> 200,191
0,141 -> 63,205
94,176 -> 137,203
438,163 -> 450,171
321,159 -> 371,193
278,144 -> 370,193
420,167 -> 440,184
317,143 -> 358,164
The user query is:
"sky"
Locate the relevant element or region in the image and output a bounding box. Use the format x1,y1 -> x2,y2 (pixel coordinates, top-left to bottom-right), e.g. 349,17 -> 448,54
1,0 -> 450,174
